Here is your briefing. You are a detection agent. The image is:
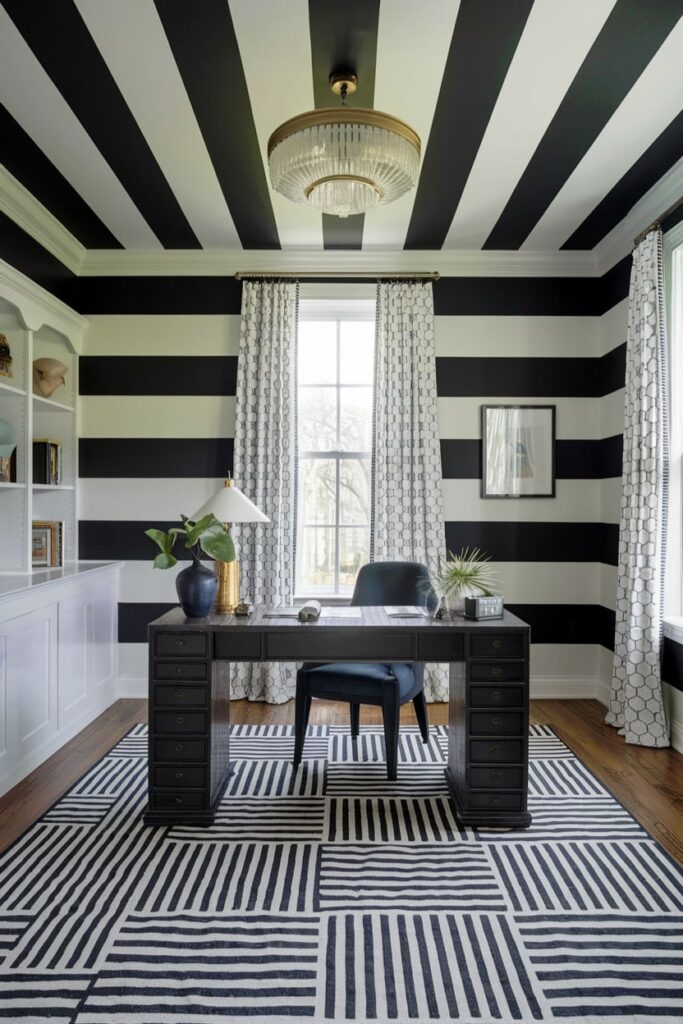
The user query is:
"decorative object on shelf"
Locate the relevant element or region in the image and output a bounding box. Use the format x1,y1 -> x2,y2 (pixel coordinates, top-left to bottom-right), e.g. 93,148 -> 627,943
268,70 -> 420,218
0,334 -> 12,378
0,417 -> 17,482
33,438 -> 62,485
33,357 -> 68,399
145,513 -> 235,618
233,601 -> 253,617
482,404 -> 556,498
191,476 -> 269,614
32,520 -> 63,567
432,548 -> 497,617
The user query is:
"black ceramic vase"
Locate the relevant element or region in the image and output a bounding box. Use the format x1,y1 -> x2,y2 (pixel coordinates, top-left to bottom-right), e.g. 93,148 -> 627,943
176,560 -> 218,618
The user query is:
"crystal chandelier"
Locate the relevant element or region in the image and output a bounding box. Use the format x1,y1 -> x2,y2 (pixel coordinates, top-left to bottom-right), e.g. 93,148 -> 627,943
268,72 -> 421,218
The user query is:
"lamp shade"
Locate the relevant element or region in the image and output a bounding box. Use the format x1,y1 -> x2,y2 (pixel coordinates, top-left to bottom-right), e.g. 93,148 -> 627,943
191,479 -> 269,524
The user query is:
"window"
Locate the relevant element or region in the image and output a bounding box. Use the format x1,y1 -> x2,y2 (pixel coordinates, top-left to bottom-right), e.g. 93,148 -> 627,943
296,301 -> 375,595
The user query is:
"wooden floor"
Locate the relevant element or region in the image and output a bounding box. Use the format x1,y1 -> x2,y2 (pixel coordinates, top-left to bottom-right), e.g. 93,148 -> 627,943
1,698 -> 682,861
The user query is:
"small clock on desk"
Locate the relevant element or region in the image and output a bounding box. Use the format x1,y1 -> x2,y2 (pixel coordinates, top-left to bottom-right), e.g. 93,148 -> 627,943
464,595 -> 504,620
234,601 -> 252,617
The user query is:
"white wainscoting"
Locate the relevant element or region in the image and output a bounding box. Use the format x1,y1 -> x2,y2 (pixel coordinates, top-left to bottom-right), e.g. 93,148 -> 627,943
0,563 -> 120,797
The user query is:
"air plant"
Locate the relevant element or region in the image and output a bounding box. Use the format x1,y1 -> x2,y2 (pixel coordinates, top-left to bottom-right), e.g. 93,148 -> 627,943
432,548 -> 498,608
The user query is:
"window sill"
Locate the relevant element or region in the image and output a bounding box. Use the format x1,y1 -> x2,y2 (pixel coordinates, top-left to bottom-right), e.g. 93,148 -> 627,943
664,617 -> 683,645
294,595 -> 352,606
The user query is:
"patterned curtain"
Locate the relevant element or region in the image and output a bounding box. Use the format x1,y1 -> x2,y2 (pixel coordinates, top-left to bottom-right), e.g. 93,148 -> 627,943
232,280 -> 299,703
606,229 -> 669,746
372,281 -> 448,701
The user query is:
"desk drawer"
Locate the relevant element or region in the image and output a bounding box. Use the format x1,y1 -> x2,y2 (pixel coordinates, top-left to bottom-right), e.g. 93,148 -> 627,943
265,631 -> 414,662
470,685 -> 524,708
155,633 -> 207,658
154,764 -> 206,788
469,791 -> 523,811
152,790 -> 205,811
416,634 -> 464,661
470,766 -> 523,789
154,685 -> 208,708
470,634 -> 523,659
154,711 -> 207,735
155,739 -> 207,762
470,739 -> 523,763
214,632 -> 262,660
154,661 -> 208,681
470,712 -> 524,735
469,661 -> 524,682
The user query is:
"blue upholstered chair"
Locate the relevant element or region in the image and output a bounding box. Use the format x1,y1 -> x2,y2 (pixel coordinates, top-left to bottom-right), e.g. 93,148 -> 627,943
293,561 -> 433,780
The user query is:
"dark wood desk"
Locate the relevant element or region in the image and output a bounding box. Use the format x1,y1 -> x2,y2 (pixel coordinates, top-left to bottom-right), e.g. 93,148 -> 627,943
144,606 -> 532,830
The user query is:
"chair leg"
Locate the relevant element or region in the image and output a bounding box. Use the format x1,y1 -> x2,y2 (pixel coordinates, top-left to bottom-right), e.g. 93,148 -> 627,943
350,702 -> 360,738
382,696 -> 400,781
413,690 -> 429,743
293,672 -> 311,768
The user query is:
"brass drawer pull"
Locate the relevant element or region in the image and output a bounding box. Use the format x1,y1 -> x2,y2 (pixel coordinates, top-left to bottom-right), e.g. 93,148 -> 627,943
489,795 -> 500,805
175,771 -> 184,780
175,716 -> 184,724
492,667 -> 502,676
176,667 -> 185,674
492,640 -> 502,649
492,717 -> 501,726
492,770 -> 502,779
176,691 -> 185,699
175,797 -> 183,806
175,743 -> 184,752
490,743 -> 502,753
493,691 -> 502,700
175,639 -> 185,648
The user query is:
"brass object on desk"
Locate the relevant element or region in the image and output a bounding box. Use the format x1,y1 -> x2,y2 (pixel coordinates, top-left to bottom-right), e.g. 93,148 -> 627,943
216,555 -> 239,615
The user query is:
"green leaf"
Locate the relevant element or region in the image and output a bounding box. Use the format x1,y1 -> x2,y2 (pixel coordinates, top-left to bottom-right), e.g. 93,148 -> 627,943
184,513 -> 220,548
153,551 -> 177,570
200,527 -> 235,562
145,528 -> 174,554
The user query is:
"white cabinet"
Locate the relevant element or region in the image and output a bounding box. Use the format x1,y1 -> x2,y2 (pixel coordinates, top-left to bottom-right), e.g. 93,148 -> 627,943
0,562 -> 120,796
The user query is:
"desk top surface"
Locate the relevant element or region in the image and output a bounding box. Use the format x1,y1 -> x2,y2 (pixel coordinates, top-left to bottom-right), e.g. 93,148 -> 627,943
150,605 -> 529,632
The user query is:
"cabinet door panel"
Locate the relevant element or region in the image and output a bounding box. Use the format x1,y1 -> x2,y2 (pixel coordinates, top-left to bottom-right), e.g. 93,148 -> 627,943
88,586 -> 115,693
4,604 -> 58,760
59,595 -> 89,722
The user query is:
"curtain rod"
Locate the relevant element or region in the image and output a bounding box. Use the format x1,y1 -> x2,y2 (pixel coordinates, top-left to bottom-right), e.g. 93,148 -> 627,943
234,270 -> 440,281
634,194 -> 683,247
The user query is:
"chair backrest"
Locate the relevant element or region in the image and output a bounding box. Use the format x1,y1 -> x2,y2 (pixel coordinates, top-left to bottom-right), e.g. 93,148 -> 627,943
351,561 -> 433,607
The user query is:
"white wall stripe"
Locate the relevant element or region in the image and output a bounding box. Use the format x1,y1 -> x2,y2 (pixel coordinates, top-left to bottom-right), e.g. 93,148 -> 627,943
600,388 -> 625,440
75,0 -> 242,249
599,298 -> 628,356
79,477 -> 226,520
435,315 -> 600,357
79,395 -> 236,438
362,0 -> 461,248
444,0 -> 616,249
0,6 -> 160,249
438,396 -> 602,440
230,0 -> 323,248
83,315 -> 241,356
442,478 -> 602,523
524,17 -> 683,250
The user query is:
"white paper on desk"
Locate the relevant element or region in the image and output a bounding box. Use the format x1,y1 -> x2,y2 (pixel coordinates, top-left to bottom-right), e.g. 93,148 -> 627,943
262,606 -> 299,618
384,605 -> 426,617
321,606 -> 361,618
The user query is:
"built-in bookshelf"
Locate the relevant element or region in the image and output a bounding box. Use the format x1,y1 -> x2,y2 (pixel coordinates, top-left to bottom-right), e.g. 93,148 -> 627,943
0,295 -> 79,573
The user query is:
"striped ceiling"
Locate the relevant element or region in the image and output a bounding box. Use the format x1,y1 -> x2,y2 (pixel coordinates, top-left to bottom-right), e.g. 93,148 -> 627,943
1,0 -> 682,254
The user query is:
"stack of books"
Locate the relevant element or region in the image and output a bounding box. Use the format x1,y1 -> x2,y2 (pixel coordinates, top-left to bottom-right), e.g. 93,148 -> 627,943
33,439 -> 62,485
32,520 -> 64,568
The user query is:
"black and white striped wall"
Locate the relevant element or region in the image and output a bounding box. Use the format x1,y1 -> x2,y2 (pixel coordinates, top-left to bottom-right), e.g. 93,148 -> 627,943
77,269 -> 637,702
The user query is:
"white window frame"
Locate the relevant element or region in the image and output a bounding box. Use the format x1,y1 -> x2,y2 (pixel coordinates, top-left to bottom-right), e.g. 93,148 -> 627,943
664,225 -> 683,638
295,297 -> 376,600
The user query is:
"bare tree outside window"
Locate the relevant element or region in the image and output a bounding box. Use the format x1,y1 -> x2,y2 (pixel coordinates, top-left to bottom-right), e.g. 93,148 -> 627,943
296,309 -> 375,594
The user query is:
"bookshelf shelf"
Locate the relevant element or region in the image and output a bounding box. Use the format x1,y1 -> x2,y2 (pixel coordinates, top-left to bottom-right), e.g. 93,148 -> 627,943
32,394 -> 74,414
32,483 -> 74,491
0,379 -> 26,398
0,482 -> 25,489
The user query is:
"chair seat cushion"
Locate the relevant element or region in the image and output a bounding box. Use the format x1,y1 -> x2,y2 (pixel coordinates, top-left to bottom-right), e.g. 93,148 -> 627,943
301,661 -> 419,702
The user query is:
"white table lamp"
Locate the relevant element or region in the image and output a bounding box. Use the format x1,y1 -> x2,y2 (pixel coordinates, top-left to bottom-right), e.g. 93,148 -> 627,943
191,477 -> 269,614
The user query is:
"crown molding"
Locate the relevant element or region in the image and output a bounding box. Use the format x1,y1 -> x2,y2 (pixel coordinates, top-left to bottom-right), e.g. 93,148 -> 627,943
0,166 -> 85,275
0,258 -> 88,351
79,246 -> 599,277
593,157 -> 683,274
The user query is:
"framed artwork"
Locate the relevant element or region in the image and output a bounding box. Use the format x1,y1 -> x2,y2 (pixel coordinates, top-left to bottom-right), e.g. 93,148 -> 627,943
32,525 -> 51,567
481,405 -> 556,498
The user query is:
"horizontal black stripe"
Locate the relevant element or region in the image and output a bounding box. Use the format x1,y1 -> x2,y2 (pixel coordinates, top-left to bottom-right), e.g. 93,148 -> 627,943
445,521 -> 618,565
79,356 -> 237,396
436,348 -> 625,397
77,277 -> 243,314
405,0 -> 533,250
440,436 -> 623,479
432,277 -> 605,316
0,212 -> 78,306
5,0 -> 200,248
0,107 -> 121,249
119,602 -> 176,643
117,600 -> 616,646
663,636 -> 683,694
599,255 -> 631,314
82,519 -> 619,565
507,604 -> 615,648
79,438 -> 234,478
484,0 -> 683,249
562,111 -> 683,250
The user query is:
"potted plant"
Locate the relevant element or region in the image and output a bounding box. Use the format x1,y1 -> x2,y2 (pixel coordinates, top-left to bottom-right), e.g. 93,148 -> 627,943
146,514 -> 235,618
432,547 -> 497,617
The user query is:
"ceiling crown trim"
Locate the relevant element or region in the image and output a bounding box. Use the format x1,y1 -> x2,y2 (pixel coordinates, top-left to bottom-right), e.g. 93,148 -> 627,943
0,165 -> 85,274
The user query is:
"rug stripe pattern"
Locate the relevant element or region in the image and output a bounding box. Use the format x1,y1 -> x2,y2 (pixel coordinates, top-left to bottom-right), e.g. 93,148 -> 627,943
0,721 -> 680,1022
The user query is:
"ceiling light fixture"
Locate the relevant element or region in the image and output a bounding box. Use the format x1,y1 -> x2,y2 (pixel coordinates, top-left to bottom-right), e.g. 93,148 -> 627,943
267,71 -> 421,219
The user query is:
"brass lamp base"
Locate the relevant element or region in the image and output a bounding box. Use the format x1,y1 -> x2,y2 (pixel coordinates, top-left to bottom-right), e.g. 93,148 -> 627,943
216,559 -> 239,614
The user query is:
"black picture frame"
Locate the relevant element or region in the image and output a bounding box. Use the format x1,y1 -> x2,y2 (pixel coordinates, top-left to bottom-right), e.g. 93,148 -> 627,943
481,404 -> 556,499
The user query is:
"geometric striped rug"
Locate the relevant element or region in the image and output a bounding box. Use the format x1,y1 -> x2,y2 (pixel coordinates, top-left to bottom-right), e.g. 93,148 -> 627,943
0,724 -> 681,1023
